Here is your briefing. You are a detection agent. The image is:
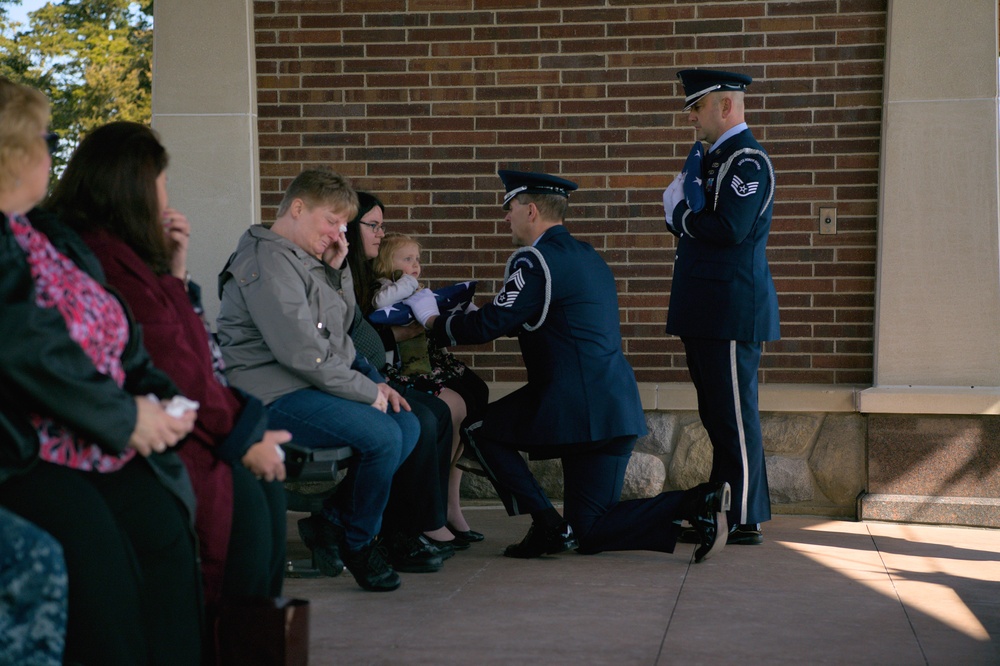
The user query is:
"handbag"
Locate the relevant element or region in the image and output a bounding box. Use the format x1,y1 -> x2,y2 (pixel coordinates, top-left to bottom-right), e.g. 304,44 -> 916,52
216,597 -> 309,666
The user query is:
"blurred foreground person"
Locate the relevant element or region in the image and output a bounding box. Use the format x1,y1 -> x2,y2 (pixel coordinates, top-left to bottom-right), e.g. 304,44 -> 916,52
0,77 -> 202,665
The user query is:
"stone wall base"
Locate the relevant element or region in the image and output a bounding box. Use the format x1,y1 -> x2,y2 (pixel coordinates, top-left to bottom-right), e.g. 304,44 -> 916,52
461,410 -> 1000,529
860,413 -> 1000,528
461,410 -> 868,520
858,493 -> 1000,528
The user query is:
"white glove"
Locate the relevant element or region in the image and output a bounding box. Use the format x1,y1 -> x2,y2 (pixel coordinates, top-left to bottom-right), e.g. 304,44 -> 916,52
403,288 -> 440,326
662,173 -> 684,216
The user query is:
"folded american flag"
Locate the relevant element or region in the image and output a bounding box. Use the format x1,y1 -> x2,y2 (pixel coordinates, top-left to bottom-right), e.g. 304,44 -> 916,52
683,141 -> 706,213
368,281 -> 478,326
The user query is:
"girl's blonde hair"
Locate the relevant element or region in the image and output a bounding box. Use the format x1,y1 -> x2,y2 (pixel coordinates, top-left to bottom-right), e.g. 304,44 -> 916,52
0,77 -> 49,194
373,232 -> 421,280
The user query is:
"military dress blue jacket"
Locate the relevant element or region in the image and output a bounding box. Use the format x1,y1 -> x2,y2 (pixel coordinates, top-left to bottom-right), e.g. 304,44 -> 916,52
666,127 -> 780,342
430,225 -> 647,453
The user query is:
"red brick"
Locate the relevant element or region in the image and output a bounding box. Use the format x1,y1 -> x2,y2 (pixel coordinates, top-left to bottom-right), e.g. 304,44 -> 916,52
674,18 -> 746,35
544,22 -> 610,42
430,11 -> 491,27
254,0 -> 887,384
341,0 -> 404,13
409,0 -> 472,9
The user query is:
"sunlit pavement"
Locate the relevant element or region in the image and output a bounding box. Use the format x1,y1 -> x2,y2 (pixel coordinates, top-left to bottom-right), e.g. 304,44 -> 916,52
284,507 -> 1000,665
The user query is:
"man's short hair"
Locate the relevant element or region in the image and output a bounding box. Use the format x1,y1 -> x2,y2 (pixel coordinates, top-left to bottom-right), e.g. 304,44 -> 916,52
513,192 -> 569,221
276,169 -> 359,221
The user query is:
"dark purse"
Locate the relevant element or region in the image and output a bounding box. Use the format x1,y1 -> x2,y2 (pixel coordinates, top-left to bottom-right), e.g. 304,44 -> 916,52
217,597 -> 309,666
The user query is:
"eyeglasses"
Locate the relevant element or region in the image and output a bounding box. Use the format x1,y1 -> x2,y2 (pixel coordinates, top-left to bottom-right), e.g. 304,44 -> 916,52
358,220 -> 387,235
43,131 -> 58,156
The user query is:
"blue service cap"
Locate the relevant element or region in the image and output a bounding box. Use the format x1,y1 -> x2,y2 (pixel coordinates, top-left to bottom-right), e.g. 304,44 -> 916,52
677,69 -> 753,111
498,169 -> 578,209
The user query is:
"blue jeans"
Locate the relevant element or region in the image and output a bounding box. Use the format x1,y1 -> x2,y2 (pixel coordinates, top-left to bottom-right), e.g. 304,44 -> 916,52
267,388 -> 420,550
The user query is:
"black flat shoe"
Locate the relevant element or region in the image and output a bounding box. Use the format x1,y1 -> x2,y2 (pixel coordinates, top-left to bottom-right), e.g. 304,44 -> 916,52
503,521 -> 578,559
447,524 -> 485,543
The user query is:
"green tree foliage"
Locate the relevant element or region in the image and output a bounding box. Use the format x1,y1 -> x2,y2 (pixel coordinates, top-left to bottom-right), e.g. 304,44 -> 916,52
0,0 -> 152,167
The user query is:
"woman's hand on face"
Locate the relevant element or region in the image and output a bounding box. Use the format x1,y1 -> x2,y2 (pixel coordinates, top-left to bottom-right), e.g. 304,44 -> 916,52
162,207 -> 191,281
322,225 -> 349,269
242,429 -> 291,482
129,395 -> 196,457
392,321 -> 425,342
378,383 -> 411,413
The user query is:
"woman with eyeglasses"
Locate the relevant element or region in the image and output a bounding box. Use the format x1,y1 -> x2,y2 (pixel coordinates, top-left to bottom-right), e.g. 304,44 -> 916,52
0,77 -> 202,664
345,192 -> 490,552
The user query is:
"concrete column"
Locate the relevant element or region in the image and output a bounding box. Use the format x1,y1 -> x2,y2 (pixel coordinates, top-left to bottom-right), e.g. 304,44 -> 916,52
150,0 -> 258,323
859,0 -> 1000,528
867,0 -> 1000,400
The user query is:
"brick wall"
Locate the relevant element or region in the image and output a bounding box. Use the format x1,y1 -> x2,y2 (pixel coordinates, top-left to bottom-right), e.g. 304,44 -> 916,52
253,0 -> 886,385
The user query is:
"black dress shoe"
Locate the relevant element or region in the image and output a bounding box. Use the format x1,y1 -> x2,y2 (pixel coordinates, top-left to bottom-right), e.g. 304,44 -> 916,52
387,534 -> 444,572
503,521 -> 579,559
425,534 -> 469,554
675,525 -> 699,544
296,514 -> 345,577
728,523 -> 763,545
421,535 -> 457,559
683,482 -> 731,563
342,540 -> 401,592
447,523 -> 485,544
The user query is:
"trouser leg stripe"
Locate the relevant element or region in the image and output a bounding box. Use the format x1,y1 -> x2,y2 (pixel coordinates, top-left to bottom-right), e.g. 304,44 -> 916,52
729,340 -> 750,524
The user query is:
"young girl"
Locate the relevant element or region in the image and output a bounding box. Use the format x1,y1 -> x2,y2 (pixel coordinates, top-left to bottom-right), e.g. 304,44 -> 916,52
372,232 -> 487,543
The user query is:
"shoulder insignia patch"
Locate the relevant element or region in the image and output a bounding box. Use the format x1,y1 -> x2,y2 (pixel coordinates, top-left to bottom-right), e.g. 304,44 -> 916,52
730,174 -> 759,197
494,268 -> 525,308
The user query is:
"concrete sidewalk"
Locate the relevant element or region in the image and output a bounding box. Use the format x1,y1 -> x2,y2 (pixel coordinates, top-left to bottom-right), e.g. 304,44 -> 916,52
283,507 -> 1000,665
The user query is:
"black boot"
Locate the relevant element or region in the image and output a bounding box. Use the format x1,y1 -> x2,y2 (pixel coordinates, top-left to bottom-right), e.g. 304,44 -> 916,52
682,482 -> 731,563
296,514 -> 344,577
342,541 -> 401,592
503,520 -> 579,558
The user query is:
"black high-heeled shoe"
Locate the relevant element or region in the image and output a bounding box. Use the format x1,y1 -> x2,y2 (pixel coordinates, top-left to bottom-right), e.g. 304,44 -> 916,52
447,523 -> 485,544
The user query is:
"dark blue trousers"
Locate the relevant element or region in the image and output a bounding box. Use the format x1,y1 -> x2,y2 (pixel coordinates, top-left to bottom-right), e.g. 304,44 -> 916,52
468,432 -> 685,554
682,337 -> 771,525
